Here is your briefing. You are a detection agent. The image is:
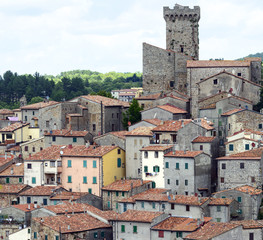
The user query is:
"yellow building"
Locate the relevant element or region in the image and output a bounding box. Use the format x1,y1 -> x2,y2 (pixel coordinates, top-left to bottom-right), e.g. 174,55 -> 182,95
0,122 -> 40,144
61,145 -> 125,196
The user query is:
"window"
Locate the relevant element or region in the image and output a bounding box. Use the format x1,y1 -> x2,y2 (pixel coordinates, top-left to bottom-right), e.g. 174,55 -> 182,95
116,191 -> 119,197
52,136 -> 56,142
200,145 -> 203,151
68,176 -> 72,183
32,177 -> 36,184
67,160 -> 72,168
25,146 -> 29,152
185,179 -> 188,186
43,199 -> 47,205
167,179 -> 170,184
88,188 -> 92,194
93,160 -> 97,168
165,162 -> 169,168
73,137 -> 77,143
118,149 -> 121,154
122,192 -> 125,197
249,232 -> 254,240
153,166 -> 160,172
158,230 -> 164,238
171,203 -> 175,209
144,166 -> 148,172
185,191 -> 188,195
172,134 -> 177,143
124,203 -> 127,212
83,176 -> 87,184
28,229 -> 31,234
121,225 -> 125,233
93,177 -> 97,184
141,201 -> 144,208
218,108 -> 222,115
112,113 -> 114,118
213,79 -> 218,85
237,72 -> 242,76
93,124 -> 96,131
216,218 -> 221,222
222,163 -> 226,169
251,177 -> 255,183
176,163 -> 179,169
83,160 -> 87,168
219,121 -> 222,126
55,236 -> 59,240
144,151 -> 148,158
46,121 -> 49,127
101,232 -> 105,238
240,163 -> 245,169
6,177 -> 9,184
133,226 -> 137,233
117,158 -> 121,168
259,124 -> 263,129
27,197 -> 31,204
152,181 -> 156,188
152,202 -> 156,209
117,113 -> 119,118
185,163 -> 188,169
107,201 -> 110,208
134,152 -> 137,159
186,205 -> 190,211
245,144 -> 249,150
180,47 -> 184,53
221,177 -> 224,183
34,232 -> 37,239
154,151 -> 159,158
238,197 -> 242,203
229,144 -> 234,151
217,206 -> 221,212
19,177 -> 22,183
134,139 -> 137,146
32,147 -> 35,152
176,232 -> 182,238
112,124 -> 115,131
108,191 -> 110,196
25,116 -> 27,121
176,180 -> 179,185
170,81 -> 174,88
94,232 -> 98,238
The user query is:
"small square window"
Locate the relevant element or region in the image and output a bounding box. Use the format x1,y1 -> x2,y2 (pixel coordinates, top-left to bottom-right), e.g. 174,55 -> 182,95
245,144 -> 249,150
217,206 -> 221,212
221,177 -> 224,183
222,163 -> 226,169
158,230 -> 164,238
200,145 -> 203,151
213,79 -> 218,85
27,163 -> 32,169
133,226 -> 137,233
165,162 -> 169,168
237,72 -> 241,76
185,163 -> 188,169
73,137 -> 77,143
118,149 -> 121,154
186,205 -> 190,211
240,163 -> 245,169
52,136 -> 56,142
171,203 -> 175,210
68,176 -> 72,183
229,144 -> 234,151
259,124 -> 263,129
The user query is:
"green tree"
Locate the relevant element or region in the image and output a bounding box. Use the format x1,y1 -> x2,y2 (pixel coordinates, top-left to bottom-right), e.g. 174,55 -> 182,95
122,99 -> 143,130
29,96 -> 44,105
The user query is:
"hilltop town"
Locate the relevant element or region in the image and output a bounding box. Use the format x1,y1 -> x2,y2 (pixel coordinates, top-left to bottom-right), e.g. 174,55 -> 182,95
0,3 -> 263,240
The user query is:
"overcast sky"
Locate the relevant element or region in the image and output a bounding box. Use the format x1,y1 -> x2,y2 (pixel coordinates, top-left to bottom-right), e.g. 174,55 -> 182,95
0,0 -> 262,76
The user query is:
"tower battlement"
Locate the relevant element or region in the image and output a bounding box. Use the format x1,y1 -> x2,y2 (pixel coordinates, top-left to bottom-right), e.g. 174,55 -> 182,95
164,5 -> 200,21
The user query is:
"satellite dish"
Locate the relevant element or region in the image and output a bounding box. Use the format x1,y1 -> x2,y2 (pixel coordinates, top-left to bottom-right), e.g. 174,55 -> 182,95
60,151 -> 64,155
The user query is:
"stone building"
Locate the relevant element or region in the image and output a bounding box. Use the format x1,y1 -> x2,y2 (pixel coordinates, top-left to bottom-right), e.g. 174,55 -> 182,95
216,148 -> 263,191
20,136 -> 44,159
213,185 -> 262,220
128,119 -> 162,131
102,179 -> 152,211
0,162 -> 24,184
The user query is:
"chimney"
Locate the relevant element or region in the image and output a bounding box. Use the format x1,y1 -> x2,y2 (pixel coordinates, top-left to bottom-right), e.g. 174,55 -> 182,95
181,119 -> 184,128
5,153 -> 7,160
34,202 -> 37,208
68,225 -> 70,230
68,144 -> 72,149
40,218 -> 43,222
28,204 -> 30,210
10,168 -> 14,175
86,141 -> 90,148
70,130 -> 72,134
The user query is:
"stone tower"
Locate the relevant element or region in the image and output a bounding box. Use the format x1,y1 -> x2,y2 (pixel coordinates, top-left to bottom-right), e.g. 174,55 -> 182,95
163,4 -> 200,60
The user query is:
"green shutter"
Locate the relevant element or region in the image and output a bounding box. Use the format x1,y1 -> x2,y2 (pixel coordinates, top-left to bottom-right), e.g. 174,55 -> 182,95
73,137 -> 77,142
116,202 -> 118,209
117,158 -> 121,168
83,176 -> 87,184
32,177 -> 36,184
245,144 -> 249,150
93,177 -> 97,184
229,144 -> 234,151
34,232 -> 37,239
68,160 -> 72,167
83,160 -> 87,168
101,232 -> 105,238
121,225 -> 125,232
185,163 -> 188,169
144,166 -> 148,172
133,226 -> 137,233
6,177 -> 9,183
68,176 -> 72,183
176,163 -> 179,169
88,188 -> 92,194
93,160 -> 97,168
107,201 -> 110,208
116,191 -> 119,196
19,177 -> 22,183
238,197 -> 242,203
165,162 -> 169,168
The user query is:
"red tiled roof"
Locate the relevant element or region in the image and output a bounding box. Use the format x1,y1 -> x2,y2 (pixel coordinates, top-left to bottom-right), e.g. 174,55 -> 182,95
187,60 -> 251,68
199,103 -> 216,110
5,145 -> 21,152
225,137 -> 263,145
216,147 -> 263,160
221,108 -> 244,116
0,163 -> 24,176
198,91 -> 229,103
208,198 -> 233,206
0,122 -> 29,132
20,186 -> 63,196
44,202 -> 94,214
136,93 -> 162,100
0,154 -> 14,168
125,127 -> 153,136
44,129 -> 88,137
0,109 -> 14,115
157,104 -> 187,114
192,136 -> 216,143
21,101 -> 59,110
50,192 -> 88,201
152,217 -> 212,232
102,179 -> 151,191
25,145 -> 62,161
214,185 -> 262,196
168,195 -> 209,206
231,220 -> 263,229
184,222 -> 240,239
111,210 -> 163,223
13,203 -> 40,212
33,213 -> 111,233
110,131 -> 129,140
0,184 -> 29,194
165,150 -> 203,158
161,94 -> 189,102
140,145 -> 173,151
152,119 -> 192,132
143,119 -> 163,126
81,95 -> 129,107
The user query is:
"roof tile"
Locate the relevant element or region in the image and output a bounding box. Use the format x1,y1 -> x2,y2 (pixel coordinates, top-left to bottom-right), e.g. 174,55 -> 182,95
81,95 -> 129,107
102,179 -> 151,191
21,101 -> 59,110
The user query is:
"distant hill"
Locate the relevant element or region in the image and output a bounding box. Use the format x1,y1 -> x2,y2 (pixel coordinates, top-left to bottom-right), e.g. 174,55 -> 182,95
237,52 -> 263,60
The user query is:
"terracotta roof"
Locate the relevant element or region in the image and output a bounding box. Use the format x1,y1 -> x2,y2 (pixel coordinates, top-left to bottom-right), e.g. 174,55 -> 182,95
187,60 -> 251,68
161,94 -> 189,102
216,147 -> 263,160
102,179 -> 152,192
0,154 -> 14,167
225,137 -> 263,145
198,91 -> 229,103
199,103 -> 216,110
13,203 -> 40,212
20,186 -> 63,196
81,95 -> 129,107
66,113 -> 82,117
244,57 -> 262,62
50,192 -> 88,201
157,104 -> 187,114
44,202 -> 94,214
208,198 -> 234,206
21,101 -> 59,110
0,109 -> 14,115
25,145 -> 62,161
44,129 -> 88,137
235,185 -> 262,195
5,145 -> 21,152
111,210 -> 163,223
231,220 -> 263,229
168,195 -> 209,206
152,119 -> 192,132
0,184 -> 29,194
184,222 -> 240,239
152,217 -> 212,232
227,128 -> 263,138
61,145 -> 117,157
197,71 -> 261,87
0,122 -> 29,132
140,145 -> 173,151
33,213 -> 111,233
165,150 -> 204,158
221,108 -> 244,116
197,119 -> 214,130
192,136 -> 216,143
0,163 -> 24,176
143,119 -> 163,126
110,131 -> 129,140
125,127 -> 153,136
136,93 -> 162,100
